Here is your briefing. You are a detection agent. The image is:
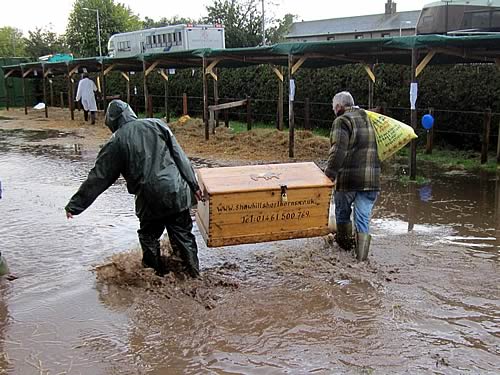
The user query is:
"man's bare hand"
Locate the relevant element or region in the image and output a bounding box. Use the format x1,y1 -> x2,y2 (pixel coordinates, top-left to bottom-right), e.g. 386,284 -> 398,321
66,211 -> 73,219
195,190 -> 205,202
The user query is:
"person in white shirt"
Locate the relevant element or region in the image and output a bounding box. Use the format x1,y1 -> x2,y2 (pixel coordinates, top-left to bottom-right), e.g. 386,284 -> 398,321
75,73 -> 98,124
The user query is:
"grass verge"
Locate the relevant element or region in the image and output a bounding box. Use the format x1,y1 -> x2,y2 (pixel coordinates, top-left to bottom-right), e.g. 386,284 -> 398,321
397,147 -> 498,173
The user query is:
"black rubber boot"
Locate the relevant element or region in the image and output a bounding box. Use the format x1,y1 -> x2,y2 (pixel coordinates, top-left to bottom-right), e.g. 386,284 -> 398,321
335,222 -> 355,251
166,210 -> 200,278
90,111 -> 96,125
356,233 -> 371,261
83,110 -> 89,122
139,234 -> 168,276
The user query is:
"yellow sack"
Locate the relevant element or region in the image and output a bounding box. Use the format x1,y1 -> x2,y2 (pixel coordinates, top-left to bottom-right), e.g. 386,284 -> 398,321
366,111 -> 417,161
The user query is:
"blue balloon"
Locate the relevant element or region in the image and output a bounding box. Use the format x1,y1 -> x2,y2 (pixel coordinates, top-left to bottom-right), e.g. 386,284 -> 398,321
421,114 -> 434,130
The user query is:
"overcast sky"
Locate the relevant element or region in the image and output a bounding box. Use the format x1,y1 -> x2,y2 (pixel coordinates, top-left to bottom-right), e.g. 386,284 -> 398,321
1,0 -> 430,35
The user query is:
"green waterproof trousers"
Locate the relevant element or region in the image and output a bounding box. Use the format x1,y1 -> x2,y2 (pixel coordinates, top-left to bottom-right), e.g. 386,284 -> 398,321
138,210 -> 199,277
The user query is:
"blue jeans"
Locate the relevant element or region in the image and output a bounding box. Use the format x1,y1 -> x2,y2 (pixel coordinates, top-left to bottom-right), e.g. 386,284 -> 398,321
335,191 -> 378,234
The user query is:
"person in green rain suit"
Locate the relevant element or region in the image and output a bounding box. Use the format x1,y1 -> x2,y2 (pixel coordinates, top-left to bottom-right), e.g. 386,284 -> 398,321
65,100 -> 203,277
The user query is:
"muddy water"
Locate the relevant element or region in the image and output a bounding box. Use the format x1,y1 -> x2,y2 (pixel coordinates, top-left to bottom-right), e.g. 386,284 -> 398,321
0,128 -> 498,374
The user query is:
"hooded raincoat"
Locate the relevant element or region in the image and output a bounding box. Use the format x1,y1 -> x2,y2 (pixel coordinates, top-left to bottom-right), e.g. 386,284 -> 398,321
65,100 -> 199,221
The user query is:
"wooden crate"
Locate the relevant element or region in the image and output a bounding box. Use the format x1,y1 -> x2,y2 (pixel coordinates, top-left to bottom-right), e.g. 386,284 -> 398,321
195,162 -> 334,247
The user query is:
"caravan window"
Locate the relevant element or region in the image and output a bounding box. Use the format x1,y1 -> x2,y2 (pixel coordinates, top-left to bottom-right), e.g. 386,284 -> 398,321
470,11 -> 490,28
173,33 -> 177,43
167,33 -> 172,44
118,41 -> 131,51
493,10 -> 500,27
178,32 -> 182,44
146,36 -> 152,46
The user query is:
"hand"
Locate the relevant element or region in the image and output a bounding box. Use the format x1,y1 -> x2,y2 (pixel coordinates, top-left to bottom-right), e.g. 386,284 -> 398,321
194,190 -> 205,202
66,211 -> 73,219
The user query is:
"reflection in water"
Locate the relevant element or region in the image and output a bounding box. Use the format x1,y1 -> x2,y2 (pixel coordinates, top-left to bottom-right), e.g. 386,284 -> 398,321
378,170 -> 500,256
0,129 -> 498,373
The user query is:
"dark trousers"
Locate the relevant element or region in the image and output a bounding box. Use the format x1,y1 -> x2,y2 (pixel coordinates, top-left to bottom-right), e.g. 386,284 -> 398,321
138,210 -> 199,277
83,110 -> 96,124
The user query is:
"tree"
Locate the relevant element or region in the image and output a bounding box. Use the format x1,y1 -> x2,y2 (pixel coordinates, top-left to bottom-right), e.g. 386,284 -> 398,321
24,27 -> 68,59
142,16 -> 198,29
204,0 -> 263,48
65,0 -> 142,57
0,27 -> 26,57
266,13 -> 295,44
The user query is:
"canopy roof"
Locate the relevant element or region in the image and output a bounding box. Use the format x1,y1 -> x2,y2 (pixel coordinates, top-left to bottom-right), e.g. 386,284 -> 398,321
2,34 -> 500,78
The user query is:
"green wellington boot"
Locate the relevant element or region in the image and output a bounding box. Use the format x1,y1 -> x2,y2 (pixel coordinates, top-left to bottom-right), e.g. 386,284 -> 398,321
356,233 -> 371,261
335,222 -> 355,251
0,253 -> 9,276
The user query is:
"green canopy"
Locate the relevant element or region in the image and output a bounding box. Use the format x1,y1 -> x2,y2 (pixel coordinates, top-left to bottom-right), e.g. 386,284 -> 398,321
2,34 -> 500,78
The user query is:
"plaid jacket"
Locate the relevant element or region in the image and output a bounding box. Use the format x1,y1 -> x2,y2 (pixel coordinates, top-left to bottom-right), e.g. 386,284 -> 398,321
325,107 -> 380,192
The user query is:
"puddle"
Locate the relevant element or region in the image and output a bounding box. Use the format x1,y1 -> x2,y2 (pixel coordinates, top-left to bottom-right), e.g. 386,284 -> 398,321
0,129 -> 498,373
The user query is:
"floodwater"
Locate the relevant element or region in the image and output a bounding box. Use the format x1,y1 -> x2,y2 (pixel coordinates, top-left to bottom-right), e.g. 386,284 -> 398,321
0,127 -> 498,374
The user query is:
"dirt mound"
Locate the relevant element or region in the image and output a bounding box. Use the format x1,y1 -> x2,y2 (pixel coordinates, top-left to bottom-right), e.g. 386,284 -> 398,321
169,118 -> 330,162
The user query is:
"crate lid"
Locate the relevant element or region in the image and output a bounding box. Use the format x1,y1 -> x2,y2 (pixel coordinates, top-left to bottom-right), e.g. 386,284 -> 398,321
196,162 -> 333,195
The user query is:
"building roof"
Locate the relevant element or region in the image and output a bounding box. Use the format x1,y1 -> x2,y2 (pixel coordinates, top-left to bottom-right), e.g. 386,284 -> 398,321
286,10 -> 421,38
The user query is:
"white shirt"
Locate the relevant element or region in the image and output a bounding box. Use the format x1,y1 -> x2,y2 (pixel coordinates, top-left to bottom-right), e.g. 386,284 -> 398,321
76,78 -> 98,112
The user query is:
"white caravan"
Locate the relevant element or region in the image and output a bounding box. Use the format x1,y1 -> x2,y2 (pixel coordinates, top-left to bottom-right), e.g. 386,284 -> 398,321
107,24 -> 225,58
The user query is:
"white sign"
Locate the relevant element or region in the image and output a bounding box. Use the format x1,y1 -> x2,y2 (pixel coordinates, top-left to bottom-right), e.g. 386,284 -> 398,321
289,79 -> 296,102
410,82 -> 418,110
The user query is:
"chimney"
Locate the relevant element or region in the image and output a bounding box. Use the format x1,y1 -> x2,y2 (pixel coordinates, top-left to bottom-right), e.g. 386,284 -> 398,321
385,0 -> 397,15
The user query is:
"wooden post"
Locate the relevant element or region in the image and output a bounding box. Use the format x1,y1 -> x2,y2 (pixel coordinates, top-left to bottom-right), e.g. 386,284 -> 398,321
4,76 -> 9,110
142,60 -> 149,118
496,119 -> 500,164
203,58 -> 209,140
368,78 -> 374,109
42,65 -> 48,118
60,92 -> 64,109
288,54 -> 295,158
481,108 -> 492,164
101,63 -> 107,112
425,107 -> 434,154
126,74 -> 131,104
183,93 -> 188,115
68,74 -> 74,121
224,109 -> 229,127
49,79 -> 54,108
21,66 -> 28,115
246,96 -> 252,131
277,67 -> 284,130
305,97 -> 310,130
120,71 -> 131,105
147,95 -> 153,117
164,77 -> 169,122
213,67 -> 219,128
409,49 -> 418,180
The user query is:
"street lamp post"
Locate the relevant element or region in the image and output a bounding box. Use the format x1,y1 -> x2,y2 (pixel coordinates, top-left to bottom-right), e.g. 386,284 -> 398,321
261,0 -> 265,46
82,7 -> 102,57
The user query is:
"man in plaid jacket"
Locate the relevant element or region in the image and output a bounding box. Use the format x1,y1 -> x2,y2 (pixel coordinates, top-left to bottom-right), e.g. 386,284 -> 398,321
325,91 -> 380,261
